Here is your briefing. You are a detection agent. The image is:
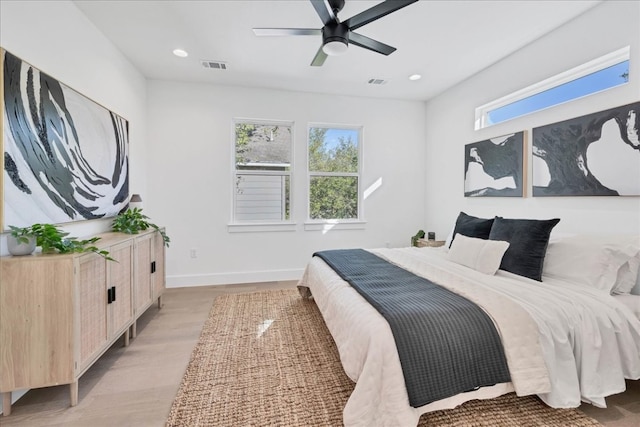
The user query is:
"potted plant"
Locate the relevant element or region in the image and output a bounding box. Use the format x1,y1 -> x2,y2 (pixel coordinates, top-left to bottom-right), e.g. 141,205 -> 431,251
7,225 -> 37,256
7,223 -> 113,260
411,229 -> 425,247
111,208 -> 170,246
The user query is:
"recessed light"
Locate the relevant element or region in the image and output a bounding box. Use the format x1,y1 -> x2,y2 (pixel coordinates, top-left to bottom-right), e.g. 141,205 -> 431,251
173,49 -> 189,58
408,74 -> 422,81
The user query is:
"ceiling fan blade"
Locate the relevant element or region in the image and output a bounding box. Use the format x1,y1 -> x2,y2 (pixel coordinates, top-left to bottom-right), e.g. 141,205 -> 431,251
311,45 -> 328,66
310,0 -> 337,26
253,28 -> 321,36
349,32 -> 396,55
343,0 -> 418,31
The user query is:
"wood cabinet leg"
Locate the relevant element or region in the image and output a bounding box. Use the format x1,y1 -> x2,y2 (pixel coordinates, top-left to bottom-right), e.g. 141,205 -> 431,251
157,295 -> 163,309
2,391 -> 11,416
124,328 -> 130,347
131,320 -> 137,339
70,381 -> 78,407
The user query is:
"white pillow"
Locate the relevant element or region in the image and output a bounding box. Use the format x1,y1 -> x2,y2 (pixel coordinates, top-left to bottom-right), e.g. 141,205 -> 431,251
543,234 -> 640,293
444,230 -> 454,249
613,254 -> 640,295
630,271 -> 640,296
447,234 -> 510,275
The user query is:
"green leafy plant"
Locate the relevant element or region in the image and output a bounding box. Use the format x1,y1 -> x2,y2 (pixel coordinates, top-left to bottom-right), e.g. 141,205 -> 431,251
411,229 -> 425,247
9,225 -> 36,244
9,223 -> 113,260
111,208 -> 170,246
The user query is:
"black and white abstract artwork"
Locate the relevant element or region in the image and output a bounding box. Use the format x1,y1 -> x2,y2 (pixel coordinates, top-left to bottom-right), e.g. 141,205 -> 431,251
464,132 -> 524,197
2,50 -> 129,229
532,102 -> 640,196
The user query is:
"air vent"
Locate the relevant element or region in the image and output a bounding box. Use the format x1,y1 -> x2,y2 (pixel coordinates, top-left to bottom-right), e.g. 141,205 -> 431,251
201,60 -> 228,70
368,78 -> 388,85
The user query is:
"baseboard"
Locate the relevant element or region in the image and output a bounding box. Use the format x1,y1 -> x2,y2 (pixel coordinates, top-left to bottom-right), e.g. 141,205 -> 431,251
166,268 -> 305,288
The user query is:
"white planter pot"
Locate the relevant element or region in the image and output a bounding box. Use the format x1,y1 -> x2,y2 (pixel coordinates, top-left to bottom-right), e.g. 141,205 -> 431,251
7,235 -> 36,256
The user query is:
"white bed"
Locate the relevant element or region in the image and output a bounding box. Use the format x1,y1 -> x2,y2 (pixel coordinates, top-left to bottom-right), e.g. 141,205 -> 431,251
615,294 -> 640,319
298,230 -> 640,427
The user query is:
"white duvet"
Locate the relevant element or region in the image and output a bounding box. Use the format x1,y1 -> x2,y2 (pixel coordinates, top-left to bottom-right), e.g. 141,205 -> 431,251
298,246 -> 640,427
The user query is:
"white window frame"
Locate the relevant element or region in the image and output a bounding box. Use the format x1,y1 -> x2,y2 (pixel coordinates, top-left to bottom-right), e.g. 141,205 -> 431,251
475,46 -> 631,130
228,118 -> 296,233
305,123 -> 365,231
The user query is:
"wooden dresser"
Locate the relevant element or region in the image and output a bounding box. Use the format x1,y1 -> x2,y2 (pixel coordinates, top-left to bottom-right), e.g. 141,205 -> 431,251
0,229 -> 165,415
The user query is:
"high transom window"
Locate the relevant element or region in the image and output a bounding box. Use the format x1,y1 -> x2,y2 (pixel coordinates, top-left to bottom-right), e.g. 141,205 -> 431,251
475,46 -> 630,129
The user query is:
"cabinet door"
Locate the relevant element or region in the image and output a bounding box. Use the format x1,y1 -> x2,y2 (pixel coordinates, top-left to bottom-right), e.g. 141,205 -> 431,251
1,257 -> 75,390
152,230 -> 166,300
134,233 -> 153,315
78,254 -> 108,371
108,240 -> 134,338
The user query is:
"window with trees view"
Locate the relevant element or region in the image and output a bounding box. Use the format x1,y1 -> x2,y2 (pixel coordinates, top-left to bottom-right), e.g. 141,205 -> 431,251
308,126 -> 361,221
233,120 -> 292,222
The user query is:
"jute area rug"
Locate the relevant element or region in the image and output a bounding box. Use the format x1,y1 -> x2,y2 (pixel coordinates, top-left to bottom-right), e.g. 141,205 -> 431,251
166,289 -> 601,426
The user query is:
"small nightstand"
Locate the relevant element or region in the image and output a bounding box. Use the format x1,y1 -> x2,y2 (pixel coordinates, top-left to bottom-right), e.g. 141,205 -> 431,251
416,239 -> 445,248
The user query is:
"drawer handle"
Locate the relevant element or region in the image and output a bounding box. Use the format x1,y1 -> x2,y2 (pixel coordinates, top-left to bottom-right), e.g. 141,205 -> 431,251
107,286 -> 117,304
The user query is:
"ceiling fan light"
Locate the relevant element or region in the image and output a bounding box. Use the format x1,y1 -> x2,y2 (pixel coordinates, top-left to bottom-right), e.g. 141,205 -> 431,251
323,40 -> 348,56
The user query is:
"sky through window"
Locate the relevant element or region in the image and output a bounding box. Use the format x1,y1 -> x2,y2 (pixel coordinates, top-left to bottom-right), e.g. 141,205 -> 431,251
486,60 -> 629,125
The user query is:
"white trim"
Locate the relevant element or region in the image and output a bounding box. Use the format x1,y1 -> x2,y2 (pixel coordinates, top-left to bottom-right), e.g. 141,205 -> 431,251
238,162 -> 291,169
236,169 -> 291,176
233,117 -> 295,127
166,268 -> 304,287
227,222 -> 297,233
475,46 -> 631,129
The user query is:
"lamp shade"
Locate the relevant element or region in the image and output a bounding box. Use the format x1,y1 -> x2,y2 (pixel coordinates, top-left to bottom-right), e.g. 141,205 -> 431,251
129,194 -> 143,210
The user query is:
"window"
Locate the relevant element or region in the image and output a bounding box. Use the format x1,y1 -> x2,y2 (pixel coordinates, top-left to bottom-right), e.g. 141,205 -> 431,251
307,125 -> 362,222
475,46 -> 630,129
233,120 -> 292,223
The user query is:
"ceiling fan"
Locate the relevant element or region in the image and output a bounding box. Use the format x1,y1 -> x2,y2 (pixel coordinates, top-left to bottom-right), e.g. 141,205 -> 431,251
252,0 -> 418,66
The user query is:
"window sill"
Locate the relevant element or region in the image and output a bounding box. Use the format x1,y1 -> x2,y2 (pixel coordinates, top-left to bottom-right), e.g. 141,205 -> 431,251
227,222 -> 297,233
304,220 -> 367,232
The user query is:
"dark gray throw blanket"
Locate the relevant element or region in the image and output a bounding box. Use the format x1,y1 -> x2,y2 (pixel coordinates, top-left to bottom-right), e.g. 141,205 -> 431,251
313,249 -> 511,407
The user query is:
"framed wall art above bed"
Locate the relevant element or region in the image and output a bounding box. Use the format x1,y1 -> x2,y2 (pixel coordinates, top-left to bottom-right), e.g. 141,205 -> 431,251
1,48 -> 129,230
464,131 -> 525,197
532,101 -> 640,196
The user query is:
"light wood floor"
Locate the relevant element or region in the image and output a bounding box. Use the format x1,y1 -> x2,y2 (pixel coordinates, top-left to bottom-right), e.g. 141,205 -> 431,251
1,282 -> 639,426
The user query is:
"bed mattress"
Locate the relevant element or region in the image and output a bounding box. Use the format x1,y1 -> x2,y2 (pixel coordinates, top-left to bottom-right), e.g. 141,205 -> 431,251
298,246 -> 640,427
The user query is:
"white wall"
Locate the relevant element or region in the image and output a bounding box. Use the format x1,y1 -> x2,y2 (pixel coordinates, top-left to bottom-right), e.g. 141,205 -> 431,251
0,0 -> 148,412
0,0 -> 148,254
146,81 -> 426,286
424,0 -> 640,238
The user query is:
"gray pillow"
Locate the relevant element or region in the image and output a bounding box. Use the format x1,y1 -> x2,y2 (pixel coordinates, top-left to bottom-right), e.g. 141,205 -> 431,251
489,216 -> 560,281
449,212 -> 494,248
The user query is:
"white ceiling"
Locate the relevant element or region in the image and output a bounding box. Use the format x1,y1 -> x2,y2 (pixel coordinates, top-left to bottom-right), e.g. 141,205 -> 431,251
74,0 -> 601,101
